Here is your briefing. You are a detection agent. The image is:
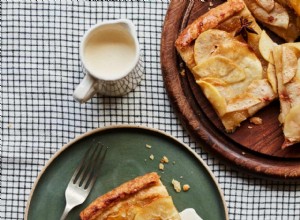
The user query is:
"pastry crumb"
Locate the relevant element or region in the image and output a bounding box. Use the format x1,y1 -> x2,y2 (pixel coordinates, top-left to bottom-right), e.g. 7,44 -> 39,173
248,126 -> 253,129
145,144 -> 152,149
160,156 -> 169,163
172,179 -> 181,192
183,184 -> 190,191
250,117 -> 262,125
159,163 -> 164,170
7,124 -> 13,128
180,69 -> 185,76
149,154 -> 154,160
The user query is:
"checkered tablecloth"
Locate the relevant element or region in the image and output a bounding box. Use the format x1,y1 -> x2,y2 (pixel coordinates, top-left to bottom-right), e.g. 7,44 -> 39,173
1,1 -> 300,219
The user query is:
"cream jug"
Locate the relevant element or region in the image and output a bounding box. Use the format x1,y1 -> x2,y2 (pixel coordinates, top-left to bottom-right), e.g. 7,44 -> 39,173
73,19 -> 143,103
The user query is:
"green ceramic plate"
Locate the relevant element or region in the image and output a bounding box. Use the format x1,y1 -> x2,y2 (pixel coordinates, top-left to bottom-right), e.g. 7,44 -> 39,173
25,125 -> 228,220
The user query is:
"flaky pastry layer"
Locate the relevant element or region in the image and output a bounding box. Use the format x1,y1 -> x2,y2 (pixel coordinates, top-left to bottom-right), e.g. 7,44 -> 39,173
80,172 -> 180,220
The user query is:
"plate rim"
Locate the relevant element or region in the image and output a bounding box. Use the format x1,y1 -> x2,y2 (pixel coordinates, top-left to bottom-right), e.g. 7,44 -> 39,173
24,124 -> 229,220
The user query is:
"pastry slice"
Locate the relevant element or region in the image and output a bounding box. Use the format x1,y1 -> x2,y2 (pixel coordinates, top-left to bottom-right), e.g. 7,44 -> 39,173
80,172 -> 181,220
272,43 -> 300,148
175,0 -> 277,132
243,0 -> 300,42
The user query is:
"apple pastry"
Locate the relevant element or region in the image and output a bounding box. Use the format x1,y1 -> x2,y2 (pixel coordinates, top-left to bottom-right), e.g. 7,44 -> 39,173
175,0 -> 277,132
80,172 -> 181,220
243,0 -> 300,42
271,43 -> 300,148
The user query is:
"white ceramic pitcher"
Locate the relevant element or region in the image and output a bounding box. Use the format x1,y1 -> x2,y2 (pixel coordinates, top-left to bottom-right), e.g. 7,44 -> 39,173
73,19 -> 143,103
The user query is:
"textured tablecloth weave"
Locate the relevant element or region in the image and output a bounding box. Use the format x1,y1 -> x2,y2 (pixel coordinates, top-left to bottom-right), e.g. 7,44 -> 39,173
1,1 -> 300,219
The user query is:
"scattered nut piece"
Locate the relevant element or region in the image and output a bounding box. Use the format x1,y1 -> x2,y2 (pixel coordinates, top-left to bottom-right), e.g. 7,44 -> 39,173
160,156 -> 169,163
145,144 -> 152,149
159,163 -> 164,170
172,179 -> 181,192
149,154 -> 154,160
180,69 -> 185,76
183,184 -> 190,191
250,117 -> 263,125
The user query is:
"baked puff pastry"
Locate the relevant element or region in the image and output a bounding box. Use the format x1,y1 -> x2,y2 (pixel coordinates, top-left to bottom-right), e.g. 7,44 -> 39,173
272,43 -> 300,148
175,0 -> 277,132
80,172 -> 181,220
243,0 -> 300,42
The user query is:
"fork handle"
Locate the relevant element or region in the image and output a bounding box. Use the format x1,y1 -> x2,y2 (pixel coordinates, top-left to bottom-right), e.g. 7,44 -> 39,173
60,204 -> 72,220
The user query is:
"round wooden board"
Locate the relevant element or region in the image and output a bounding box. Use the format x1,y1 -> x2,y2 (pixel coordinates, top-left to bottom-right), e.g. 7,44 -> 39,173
161,0 -> 300,180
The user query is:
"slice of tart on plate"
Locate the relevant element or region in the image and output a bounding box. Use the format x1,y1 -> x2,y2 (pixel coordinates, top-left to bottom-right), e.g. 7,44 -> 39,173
175,0 -> 277,132
80,172 -> 181,220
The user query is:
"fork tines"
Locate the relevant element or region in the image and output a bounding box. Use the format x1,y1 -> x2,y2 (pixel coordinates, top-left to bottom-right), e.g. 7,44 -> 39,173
72,142 -> 108,190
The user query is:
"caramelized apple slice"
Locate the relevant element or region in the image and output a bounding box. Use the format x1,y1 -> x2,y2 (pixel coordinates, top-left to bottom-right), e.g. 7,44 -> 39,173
285,42 -> 300,57
267,62 -> 277,93
227,79 -> 276,113
197,80 -> 228,117
273,46 -> 291,123
192,56 -> 246,84
258,30 -> 277,63
266,50 -> 277,92
194,29 -> 233,65
244,0 -> 289,29
282,46 -> 297,84
283,104 -> 300,148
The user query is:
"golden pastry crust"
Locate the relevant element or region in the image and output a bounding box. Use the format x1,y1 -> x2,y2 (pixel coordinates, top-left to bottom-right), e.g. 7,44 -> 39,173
80,172 -> 180,220
175,0 -> 245,50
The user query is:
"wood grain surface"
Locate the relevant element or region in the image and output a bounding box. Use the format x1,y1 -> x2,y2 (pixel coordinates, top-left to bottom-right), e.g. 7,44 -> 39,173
161,0 -> 300,180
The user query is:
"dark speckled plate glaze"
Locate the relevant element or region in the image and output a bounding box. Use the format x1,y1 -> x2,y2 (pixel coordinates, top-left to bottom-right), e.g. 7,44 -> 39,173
25,125 -> 228,220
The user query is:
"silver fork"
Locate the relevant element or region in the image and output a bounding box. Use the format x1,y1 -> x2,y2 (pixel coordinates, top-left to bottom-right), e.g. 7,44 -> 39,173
60,142 -> 108,220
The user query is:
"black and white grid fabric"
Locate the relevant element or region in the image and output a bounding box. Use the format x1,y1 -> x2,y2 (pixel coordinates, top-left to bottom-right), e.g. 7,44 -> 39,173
1,1 -> 300,219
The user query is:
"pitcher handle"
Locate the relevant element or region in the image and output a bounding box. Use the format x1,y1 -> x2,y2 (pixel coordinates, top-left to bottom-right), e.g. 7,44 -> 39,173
73,74 -> 97,103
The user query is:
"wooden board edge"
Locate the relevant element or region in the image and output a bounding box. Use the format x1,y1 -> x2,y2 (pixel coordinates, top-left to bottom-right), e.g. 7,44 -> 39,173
160,0 -> 300,181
